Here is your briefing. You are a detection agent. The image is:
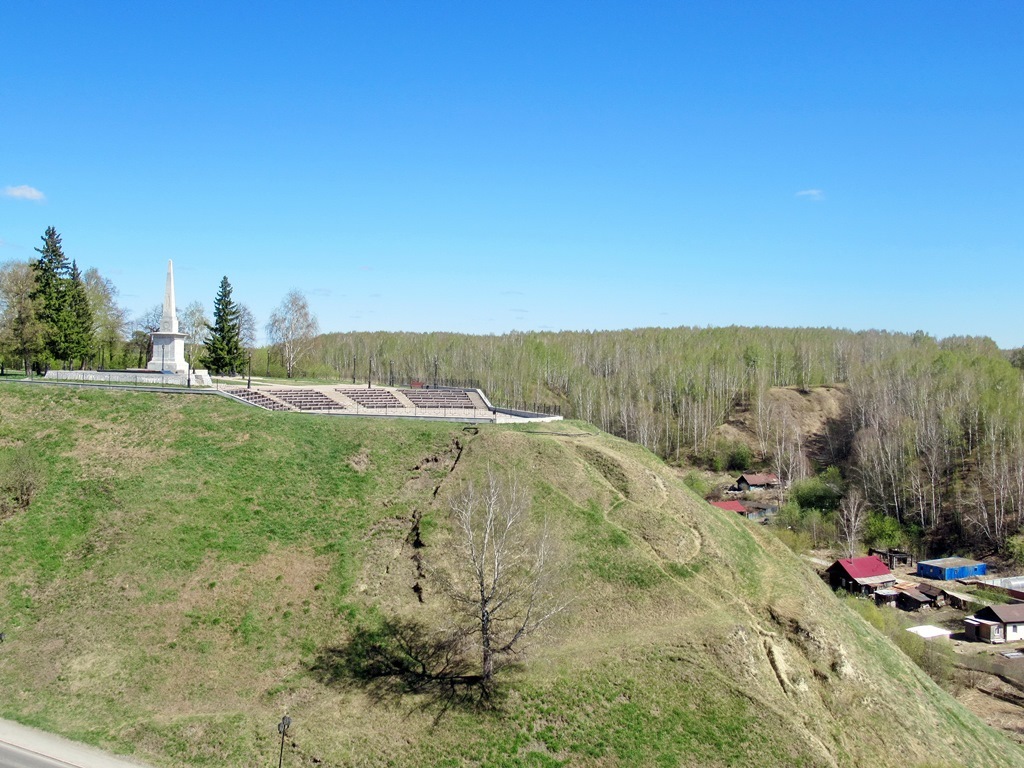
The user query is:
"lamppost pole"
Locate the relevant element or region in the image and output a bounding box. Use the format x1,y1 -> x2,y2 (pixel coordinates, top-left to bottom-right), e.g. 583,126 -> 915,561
247,352 -> 252,389
277,715 -> 291,768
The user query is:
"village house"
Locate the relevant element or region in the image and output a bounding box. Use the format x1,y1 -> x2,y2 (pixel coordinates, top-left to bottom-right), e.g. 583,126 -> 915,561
709,500 -> 773,522
734,473 -> 780,491
709,500 -> 747,514
964,604 -> 1024,644
826,555 -> 896,596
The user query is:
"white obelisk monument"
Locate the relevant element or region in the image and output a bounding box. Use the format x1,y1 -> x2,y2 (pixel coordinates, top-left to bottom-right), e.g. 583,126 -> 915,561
146,260 -> 189,374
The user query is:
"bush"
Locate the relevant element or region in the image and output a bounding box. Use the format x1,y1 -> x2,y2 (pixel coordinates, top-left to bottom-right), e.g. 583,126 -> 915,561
682,471 -> 712,497
699,439 -> 754,472
724,442 -> 752,472
790,466 -> 843,512
0,449 -> 42,518
863,511 -> 903,549
772,502 -> 834,552
1006,533 -> 1024,566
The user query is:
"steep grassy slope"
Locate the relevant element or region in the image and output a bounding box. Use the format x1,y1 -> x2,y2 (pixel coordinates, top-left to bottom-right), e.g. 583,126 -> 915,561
0,383 -> 1020,767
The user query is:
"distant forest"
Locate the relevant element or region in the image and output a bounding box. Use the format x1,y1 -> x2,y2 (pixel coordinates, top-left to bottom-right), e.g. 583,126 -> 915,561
296,327 -> 1024,557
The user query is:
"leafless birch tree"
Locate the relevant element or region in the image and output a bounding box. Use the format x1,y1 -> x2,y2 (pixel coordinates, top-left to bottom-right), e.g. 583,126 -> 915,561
266,290 -> 319,378
443,470 -> 565,688
837,488 -> 867,559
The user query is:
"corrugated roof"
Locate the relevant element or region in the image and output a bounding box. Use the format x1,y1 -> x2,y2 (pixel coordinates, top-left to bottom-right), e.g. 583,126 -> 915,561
919,557 -> 985,568
899,588 -> 931,602
856,574 -> 897,586
710,500 -> 747,513
832,555 -> 892,580
737,473 -> 779,486
943,589 -> 982,603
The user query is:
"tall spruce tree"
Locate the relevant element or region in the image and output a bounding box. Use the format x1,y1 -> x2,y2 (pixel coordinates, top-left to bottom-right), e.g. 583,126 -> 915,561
66,261 -> 94,367
31,227 -> 76,367
203,276 -> 245,375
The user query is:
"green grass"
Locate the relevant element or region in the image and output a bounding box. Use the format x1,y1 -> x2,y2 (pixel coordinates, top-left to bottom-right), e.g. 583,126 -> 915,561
0,383 -> 1021,767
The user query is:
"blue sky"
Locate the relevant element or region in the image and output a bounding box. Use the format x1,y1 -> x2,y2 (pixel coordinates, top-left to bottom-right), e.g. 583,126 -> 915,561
2,2 -> 1022,346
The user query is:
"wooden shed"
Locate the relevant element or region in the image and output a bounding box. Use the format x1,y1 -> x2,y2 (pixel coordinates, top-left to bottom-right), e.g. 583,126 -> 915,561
896,588 -> 932,612
874,589 -> 899,608
915,583 -> 946,608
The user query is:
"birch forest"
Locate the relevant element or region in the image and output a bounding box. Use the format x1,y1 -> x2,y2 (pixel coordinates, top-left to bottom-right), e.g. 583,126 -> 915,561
293,327 -> 1024,556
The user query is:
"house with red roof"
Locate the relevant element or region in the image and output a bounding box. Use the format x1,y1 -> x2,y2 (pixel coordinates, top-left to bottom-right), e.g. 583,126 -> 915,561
826,555 -> 896,595
708,499 -> 775,523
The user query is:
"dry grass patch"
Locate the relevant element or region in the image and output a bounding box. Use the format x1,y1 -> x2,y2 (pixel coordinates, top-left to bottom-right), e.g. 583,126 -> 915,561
348,446 -> 371,473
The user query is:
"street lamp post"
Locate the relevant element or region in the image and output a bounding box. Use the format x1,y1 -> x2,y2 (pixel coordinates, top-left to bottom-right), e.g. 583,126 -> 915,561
247,352 -> 252,389
277,715 -> 291,768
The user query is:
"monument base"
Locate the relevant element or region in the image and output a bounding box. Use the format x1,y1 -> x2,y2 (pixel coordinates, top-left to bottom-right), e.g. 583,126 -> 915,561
44,369 -> 213,387
147,332 -> 188,374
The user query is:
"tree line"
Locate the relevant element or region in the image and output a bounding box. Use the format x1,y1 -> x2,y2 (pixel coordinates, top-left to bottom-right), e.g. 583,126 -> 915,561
0,227 -> 320,377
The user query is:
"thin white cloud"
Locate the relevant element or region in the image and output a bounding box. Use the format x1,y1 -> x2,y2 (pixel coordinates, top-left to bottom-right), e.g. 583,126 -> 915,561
3,185 -> 46,201
796,189 -> 824,201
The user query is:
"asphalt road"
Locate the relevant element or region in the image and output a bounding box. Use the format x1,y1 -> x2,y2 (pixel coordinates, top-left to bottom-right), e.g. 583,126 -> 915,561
0,741 -> 81,768
0,720 -> 152,768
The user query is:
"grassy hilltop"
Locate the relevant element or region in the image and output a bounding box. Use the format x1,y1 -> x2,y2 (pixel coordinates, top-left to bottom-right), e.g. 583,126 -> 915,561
0,384 -> 1021,767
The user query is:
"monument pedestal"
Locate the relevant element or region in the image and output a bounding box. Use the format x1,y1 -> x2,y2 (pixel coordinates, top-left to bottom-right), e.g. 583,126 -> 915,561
147,332 -> 188,374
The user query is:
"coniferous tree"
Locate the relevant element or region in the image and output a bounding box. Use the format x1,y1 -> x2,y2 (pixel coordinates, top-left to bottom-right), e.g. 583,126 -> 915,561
66,261 -> 94,367
203,277 -> 245,375
30,226 -> 72,366
29,231 -> 95,369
